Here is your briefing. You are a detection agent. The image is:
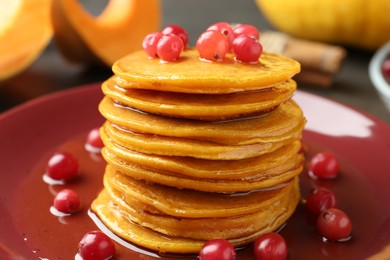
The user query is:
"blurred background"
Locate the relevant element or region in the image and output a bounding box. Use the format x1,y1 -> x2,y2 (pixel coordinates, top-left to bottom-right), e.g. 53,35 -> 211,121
0,0 -> 389,123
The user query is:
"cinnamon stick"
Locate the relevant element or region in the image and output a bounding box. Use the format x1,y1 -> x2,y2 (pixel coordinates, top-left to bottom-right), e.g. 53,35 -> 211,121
261,31 -> 346,87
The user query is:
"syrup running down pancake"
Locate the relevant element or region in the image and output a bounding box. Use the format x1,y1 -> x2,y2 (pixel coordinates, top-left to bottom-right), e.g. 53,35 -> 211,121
92,47 -> 305,254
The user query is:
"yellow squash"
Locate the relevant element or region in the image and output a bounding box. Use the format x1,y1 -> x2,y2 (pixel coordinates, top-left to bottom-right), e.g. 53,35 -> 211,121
255,0 -> 390,50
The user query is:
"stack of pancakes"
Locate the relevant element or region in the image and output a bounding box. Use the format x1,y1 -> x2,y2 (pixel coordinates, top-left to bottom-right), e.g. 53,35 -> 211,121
92,48 -> 305,253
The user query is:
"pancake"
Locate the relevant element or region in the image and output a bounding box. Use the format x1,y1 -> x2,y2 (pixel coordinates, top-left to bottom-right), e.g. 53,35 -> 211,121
103,169 -> 298,218
92,46 -> 305,254
102,76 -> 297,121
99,97 -> 305,146
105,178 -> 299,240
92,177 -> 300,253
101,121 -> 302,160
100,137 -> 302,180
101,155 -> 303,193
113,48 -> 300,94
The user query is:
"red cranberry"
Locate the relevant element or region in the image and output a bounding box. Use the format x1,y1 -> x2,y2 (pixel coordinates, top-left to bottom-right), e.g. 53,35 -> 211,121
196,30 -> 230,62
317,208 -> 352,241
46,152 -> 78,181
233,24 -> 260,39
232,34 -> 263,63
142,32 -> 163,58
78,230 -> 116,260
308,152 -> 339,179
156,34 -> 184,62
85,127 -> 104,152
199,239 -> 236,260
254,232 -> 288,260
162,24 -> 189,47
306,187 -> 337,215
53,189 -> 81,214
206,22 -> 235,51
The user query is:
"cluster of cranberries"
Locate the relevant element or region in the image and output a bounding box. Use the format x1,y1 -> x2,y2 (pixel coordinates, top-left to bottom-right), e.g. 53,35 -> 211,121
142,22 -> 262,63
199,233 -> 287,260
197,22 -> 262,63
43,129 -> 351,259
197,151 -> 352,260
306,152 -> 353,242
45,128 -> 104,215
44,128 -> 115,260
142,25 -> 188,62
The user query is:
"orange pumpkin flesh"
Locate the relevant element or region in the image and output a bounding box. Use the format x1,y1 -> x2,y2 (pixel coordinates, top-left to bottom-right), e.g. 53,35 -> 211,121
51,0 -> 161,66
0,0 -> 52,81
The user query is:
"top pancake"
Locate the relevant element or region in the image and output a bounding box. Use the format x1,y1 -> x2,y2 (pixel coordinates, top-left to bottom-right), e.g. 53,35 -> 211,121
113,48 -> 301,94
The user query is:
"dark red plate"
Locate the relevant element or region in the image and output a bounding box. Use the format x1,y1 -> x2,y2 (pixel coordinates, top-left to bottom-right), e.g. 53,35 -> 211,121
0,84 -> 390,259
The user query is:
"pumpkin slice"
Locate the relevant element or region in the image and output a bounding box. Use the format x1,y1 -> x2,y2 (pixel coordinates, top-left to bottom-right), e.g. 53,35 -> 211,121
0,0 -> 52,81
51,0 -> 161,66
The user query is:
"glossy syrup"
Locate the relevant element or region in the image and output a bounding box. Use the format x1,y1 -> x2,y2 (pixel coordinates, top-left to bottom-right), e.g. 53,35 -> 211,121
12,133 -> 382,259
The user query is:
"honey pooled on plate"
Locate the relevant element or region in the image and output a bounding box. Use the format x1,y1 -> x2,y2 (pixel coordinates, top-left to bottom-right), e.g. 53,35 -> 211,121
92,47 -> 305,253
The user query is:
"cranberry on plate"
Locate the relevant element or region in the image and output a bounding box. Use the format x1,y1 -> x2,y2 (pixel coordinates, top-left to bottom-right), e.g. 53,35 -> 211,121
199,239 -> 236,260
253,232 -> 288,260
78,230 -> 116,260
85,127 -> 104,153
308,152 -> 339,179
317,208 -> 352,241
46,151 -> 79,181
53,188 -> 81,214
306,187 -> 337,215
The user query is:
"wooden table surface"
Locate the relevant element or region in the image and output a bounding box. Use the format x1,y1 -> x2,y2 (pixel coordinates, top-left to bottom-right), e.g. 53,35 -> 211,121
1,0 -> 389,124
